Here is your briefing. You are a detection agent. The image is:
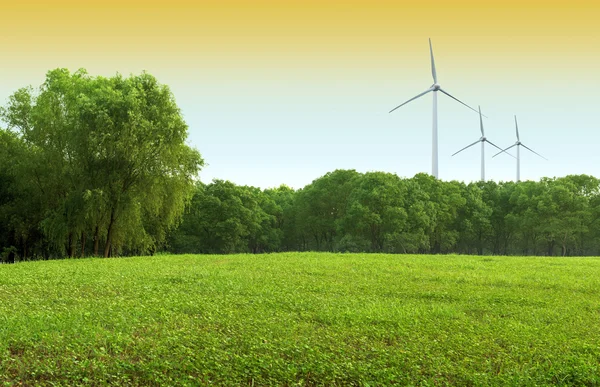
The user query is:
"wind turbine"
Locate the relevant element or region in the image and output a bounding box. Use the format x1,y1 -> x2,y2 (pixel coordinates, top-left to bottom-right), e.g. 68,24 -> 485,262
493,116 -> 547,182
390,38 -> 480,179
451,106 -> 509,182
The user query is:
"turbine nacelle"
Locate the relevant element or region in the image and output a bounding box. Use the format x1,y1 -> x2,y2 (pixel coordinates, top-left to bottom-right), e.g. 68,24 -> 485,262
432,83 -> 441,91
481,136 -> 486,142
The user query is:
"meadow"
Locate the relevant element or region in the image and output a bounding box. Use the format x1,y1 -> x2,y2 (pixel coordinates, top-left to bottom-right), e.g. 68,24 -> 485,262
1,253 -> 600,386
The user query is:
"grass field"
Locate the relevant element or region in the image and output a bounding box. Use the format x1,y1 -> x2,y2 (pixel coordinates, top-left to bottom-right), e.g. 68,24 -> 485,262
1,253 -> 600,386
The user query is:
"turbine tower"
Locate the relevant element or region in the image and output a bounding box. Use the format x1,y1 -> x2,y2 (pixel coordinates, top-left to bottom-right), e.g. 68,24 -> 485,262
390,38 -> 480,179
451,106 -> 508,181
493,116 -> 547,182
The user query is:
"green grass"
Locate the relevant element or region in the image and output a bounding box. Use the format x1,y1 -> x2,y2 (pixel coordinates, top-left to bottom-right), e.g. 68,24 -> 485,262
1,253 -> 600,386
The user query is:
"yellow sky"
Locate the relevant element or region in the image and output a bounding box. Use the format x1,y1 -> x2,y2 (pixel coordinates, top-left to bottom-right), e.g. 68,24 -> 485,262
2,1 -> 598,58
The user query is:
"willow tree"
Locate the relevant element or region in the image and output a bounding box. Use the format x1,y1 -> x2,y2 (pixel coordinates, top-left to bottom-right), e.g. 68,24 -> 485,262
1,69 -> 203,257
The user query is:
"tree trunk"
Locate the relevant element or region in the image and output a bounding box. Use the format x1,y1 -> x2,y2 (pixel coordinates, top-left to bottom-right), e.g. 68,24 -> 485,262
68,232 -> 76,258
93,225 -> 100,256
81,232 -> 86,258
313,233 -> 320,250
7,249 -> 15,263
433,230 -> 441,254
547,240 -> 555,256
104,209 -> 116,258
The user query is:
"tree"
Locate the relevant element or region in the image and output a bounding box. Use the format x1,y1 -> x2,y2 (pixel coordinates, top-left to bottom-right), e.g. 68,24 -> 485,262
0,128 -> 46,262
264,185 -> 297,251
1,69 -> 203,257
478,181 -> 517,255
410,174 -> 465,253
396,177 -> 433,253
295,170 -> 361,251
535,178 -> 589,256
457,183 -> 492,255
561,175 -> 600,255
169,180 -> 275,254
339,172 -> 408,252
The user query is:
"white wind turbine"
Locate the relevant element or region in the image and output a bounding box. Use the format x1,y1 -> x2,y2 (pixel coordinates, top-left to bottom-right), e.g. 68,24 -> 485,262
451,106 -> 510,182
390,38 -> 480,179
493,116 -> 547,182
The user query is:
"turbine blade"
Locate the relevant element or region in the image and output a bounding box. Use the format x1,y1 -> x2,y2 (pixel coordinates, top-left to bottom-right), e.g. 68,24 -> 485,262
492,144 -> 517,158
514,115 -> 520,141
429,38 -> 437,84
451,140 -> 481,157
520,143 -> 548,160
485,140 -> 516,159
438,88 -> 481,115
479,105 -> 484,136
389,87 -> 434,113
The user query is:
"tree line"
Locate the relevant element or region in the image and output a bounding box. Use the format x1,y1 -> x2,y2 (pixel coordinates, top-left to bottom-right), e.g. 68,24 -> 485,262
168,171 -> 600,257
2,69 -> 599,262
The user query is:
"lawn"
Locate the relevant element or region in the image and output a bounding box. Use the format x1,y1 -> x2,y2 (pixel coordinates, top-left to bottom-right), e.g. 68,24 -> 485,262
1,253 -> 600,385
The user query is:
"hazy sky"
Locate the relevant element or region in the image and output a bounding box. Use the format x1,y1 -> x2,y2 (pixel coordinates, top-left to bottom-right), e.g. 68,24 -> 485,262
1,0 -> 599,188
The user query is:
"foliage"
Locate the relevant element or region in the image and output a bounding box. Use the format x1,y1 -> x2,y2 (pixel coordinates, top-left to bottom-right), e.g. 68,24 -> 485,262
339,171 -> 408,252
0,69 -> 203,258
163,170 -> 600,257
294,169 -> 361,251
168,181 -> 278,254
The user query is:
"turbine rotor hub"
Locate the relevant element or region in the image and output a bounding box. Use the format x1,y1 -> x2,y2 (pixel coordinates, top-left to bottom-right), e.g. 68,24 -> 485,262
432,83 -> 441,90
481,137 -> 486,141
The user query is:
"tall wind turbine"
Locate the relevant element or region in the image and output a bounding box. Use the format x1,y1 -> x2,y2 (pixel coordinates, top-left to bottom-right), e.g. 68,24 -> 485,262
390,38 -> 480,179
493,116 -> 547,182
451,106 -> 508,181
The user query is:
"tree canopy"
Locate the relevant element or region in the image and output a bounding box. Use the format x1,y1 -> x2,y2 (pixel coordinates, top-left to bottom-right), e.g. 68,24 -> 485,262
0,69 -> 203,260
166,171 -> 600,257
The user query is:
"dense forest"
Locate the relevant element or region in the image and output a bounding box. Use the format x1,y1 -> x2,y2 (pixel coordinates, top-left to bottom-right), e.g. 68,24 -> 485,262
2,70 -> 600,262
167,172 -> 600,257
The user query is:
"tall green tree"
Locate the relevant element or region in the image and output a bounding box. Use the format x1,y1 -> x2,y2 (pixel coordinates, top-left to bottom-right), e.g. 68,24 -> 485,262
410,174 -> 465,253
295,169 -> 361,251
456,183 -> 493,255
561,175 -> 600,255
264,185 -> 297,251
339,172 -> 408,252
169,180 -> 272,254
536,178 -> 589,256
0,128 -> 43,262
1,69 -> 203,257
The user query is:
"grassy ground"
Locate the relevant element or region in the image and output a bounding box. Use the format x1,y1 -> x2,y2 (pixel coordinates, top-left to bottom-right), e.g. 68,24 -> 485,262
1,253 -> 600,386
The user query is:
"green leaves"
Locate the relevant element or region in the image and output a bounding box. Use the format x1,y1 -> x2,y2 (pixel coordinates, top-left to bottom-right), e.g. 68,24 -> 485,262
169,181 -> 280,254
0,69 -> 203,259
168,170 -> 600,256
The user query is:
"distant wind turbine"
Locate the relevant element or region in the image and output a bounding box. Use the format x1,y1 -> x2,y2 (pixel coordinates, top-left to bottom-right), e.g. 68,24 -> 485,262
493,116 -> 547,182
451,106 -> 509,182
390,38 -> 481,179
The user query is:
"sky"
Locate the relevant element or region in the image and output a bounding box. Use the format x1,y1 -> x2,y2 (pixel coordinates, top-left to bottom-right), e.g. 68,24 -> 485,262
1,0 -> 599,189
